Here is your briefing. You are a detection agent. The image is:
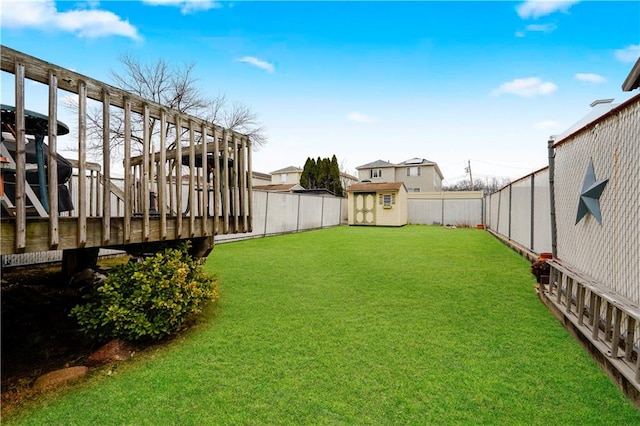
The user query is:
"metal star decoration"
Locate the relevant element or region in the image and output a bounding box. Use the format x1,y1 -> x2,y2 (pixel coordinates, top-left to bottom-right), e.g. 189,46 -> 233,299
576,158 -> 608,225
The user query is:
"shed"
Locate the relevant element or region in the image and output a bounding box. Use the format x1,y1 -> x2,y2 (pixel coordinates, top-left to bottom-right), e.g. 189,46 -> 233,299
346,182 -> 407,226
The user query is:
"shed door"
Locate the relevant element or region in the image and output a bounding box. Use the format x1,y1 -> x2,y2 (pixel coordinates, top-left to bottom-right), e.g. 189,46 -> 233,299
354,192 -> 376,225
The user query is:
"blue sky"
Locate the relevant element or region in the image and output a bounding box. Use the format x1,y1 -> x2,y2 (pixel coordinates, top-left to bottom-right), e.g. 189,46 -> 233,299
1,0 -> 639,183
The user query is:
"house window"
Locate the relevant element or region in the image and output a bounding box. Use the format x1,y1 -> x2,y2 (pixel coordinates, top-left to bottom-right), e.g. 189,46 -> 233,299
370,169 -> 383,178
280,173 -> 288,183
407,187 -> 421,193
407,166 -> 421,177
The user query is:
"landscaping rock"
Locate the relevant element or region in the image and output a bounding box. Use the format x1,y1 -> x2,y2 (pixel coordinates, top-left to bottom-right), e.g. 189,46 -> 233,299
33,366 -> 88,390
85,339 -> 133,367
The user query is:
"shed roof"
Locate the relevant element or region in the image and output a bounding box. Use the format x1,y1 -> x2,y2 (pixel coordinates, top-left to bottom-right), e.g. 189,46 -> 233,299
347,182 -> 405,192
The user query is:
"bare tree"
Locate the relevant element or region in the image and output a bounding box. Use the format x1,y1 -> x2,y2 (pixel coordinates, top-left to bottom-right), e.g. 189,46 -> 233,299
66,54 -> 267,159
443,176 -> 511,195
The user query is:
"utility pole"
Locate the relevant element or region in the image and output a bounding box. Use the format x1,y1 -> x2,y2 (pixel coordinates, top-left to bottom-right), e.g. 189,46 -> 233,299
465,160 -> 474,189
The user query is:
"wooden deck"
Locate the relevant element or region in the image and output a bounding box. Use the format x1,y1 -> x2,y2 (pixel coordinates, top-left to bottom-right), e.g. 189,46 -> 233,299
0,46 -> 252,262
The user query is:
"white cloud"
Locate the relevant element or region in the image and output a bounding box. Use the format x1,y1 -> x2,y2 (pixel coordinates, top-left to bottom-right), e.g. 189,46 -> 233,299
614,44 -> 640,63
142,0 -> 221,14
0,0 -> 141,40
534,120 -> 561,130
516,1 -> 580,19
55,10 -> 140,40
237,56 -> 275,73
515,23 -> 557,37
492,77 -> 558,97
574,73 -> 606,83
526,23 -> 557,33
347,112 -> 375,124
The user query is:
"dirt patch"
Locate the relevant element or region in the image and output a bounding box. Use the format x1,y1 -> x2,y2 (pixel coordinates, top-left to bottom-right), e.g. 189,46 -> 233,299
1,260 -> 124,414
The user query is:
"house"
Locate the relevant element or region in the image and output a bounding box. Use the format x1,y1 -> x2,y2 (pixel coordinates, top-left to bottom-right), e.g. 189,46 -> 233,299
340,172 -> 358,190
346,182 -> 408,227
270,166 -> 303,185
251,171 -> 272,187
356,158 -> 444,192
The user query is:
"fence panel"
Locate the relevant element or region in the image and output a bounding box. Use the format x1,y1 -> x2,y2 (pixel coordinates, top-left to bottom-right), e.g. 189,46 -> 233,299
510,178 -> 532,249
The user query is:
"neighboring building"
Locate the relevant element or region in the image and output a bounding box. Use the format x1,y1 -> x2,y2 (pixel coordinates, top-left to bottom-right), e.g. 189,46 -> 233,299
340,172 -> 358,190
253,183 -> 304,193
356,158 -> 444,192
270,166 -> 303,185
346,182 -> 408,227
251,171 -> 272,187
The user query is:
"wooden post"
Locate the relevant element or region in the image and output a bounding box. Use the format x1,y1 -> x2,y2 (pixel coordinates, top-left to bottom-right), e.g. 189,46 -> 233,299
246,136 -> 253,233
188,120 -> 196,237
159,110 -> 167,240
565,277 -> 573,314
14,62 -> 26,251
556,270 -> 563,304
175,116 -> 183,238
101,89 -> 111,243
142,104 -> 150,241
77,80 -> 87,247
48,70 -> 59,249
123,97 -> 132,243
201,122 -> 209,236
625,317 -> 636,361
610,308 -> 622,359
605,302 -> 613,341
577,284 -> 586,326
239,136 -> 248,232
592,296 -> 601,340
232,133 -> 239,233
222,129 -> 229,234
212,128 -> 220,235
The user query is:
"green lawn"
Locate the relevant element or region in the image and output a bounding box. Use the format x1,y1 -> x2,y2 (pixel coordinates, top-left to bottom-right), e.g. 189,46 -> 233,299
6,226 -> 639,424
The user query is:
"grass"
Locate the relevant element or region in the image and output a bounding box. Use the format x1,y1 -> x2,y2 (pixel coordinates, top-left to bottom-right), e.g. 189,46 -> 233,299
5,226 -> 639,424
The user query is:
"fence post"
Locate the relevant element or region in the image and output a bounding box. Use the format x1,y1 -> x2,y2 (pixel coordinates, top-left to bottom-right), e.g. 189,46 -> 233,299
296,193 -> 301,232
530,174 -> 535,251
263,191 -> 269,238
508,184 -> 512,240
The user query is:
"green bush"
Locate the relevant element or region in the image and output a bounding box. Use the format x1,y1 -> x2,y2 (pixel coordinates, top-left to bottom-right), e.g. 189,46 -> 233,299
70,243 -> 218,342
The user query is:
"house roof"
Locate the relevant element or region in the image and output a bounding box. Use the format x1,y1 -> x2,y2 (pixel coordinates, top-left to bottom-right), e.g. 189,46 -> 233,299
356,160 -> 395,169
252,171 -> 271,180
253,183 -> 302,192
347,182 -> 405,192
396,157 -> 436,166
553,93 -> 640,148
622,56 -> 640,92
340,172 -> 358,181
270,166 -> 302,174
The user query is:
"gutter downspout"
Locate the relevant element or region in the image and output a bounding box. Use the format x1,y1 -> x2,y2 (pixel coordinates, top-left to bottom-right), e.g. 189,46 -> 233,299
548,137 -> 558,259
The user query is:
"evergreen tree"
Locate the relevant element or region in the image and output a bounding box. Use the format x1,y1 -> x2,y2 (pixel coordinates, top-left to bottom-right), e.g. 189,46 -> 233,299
300,157 -> 315,189
330,155 -> 344,197
300,155 -> 345,196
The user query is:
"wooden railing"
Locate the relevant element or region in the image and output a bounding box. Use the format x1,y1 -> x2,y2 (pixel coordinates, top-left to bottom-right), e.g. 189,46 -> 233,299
543,260 -> 640,391
0,45 -> 252,255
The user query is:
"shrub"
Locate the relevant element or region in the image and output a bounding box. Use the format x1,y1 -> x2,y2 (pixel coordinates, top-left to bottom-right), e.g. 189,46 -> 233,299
70,243 -> 218,342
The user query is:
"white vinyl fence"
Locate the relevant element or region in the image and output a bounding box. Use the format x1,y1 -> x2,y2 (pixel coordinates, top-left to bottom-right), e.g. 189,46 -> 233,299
2,190 -> 346,265
407,192 -> 484,227
484,167 -> 552,255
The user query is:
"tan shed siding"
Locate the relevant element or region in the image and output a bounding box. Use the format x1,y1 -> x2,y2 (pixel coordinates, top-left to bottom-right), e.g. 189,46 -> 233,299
554,98 -> 640,305
375,189 -> 408,226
